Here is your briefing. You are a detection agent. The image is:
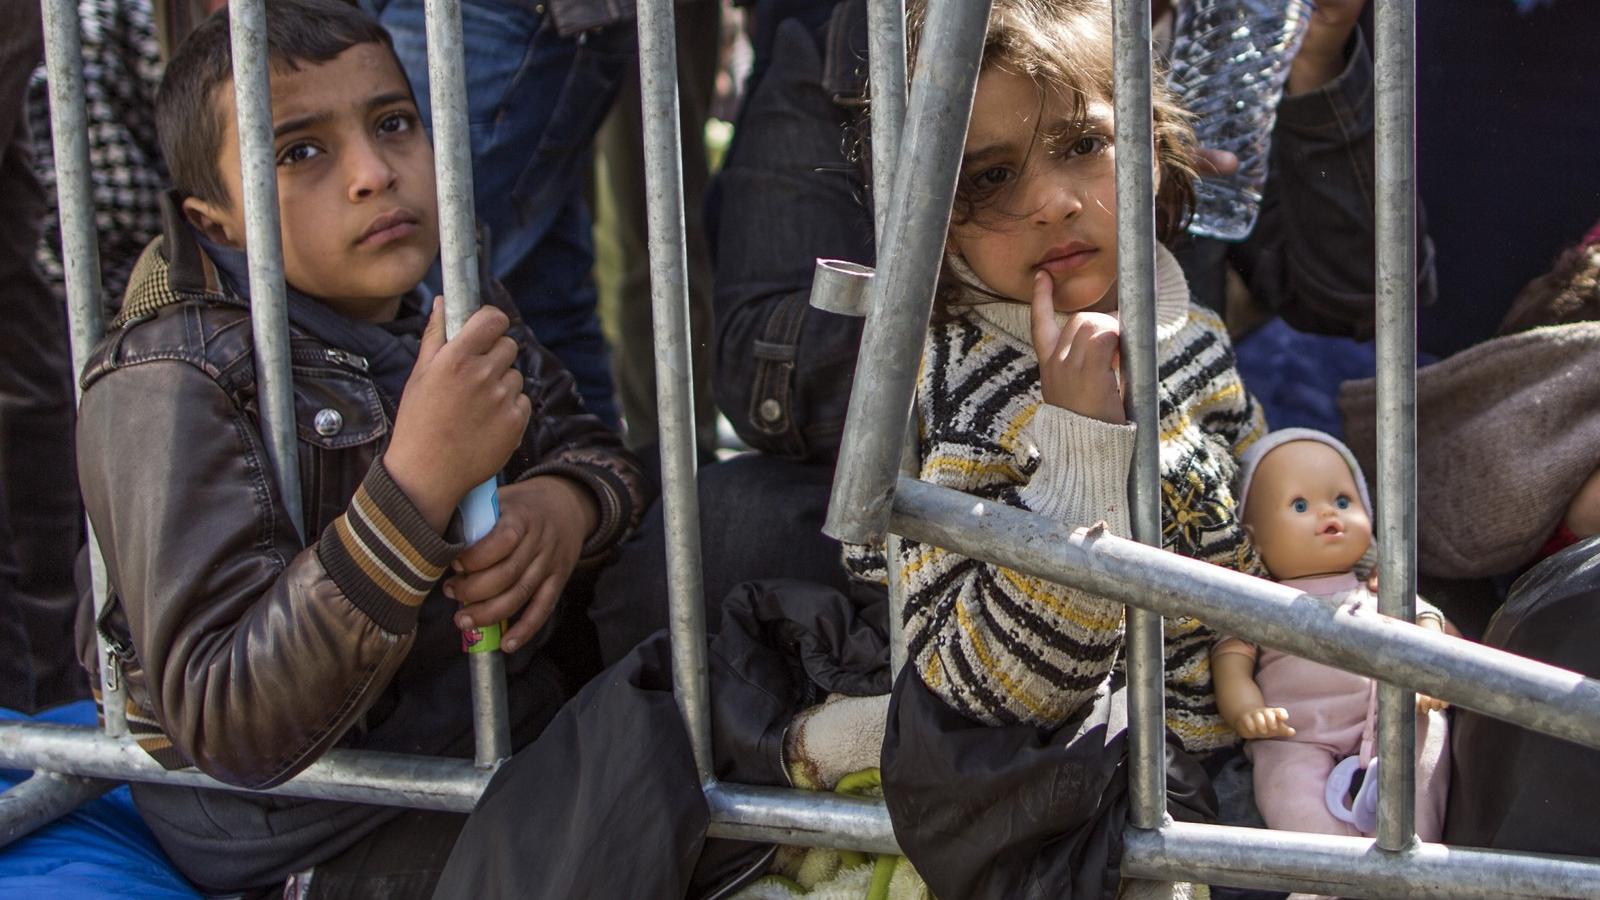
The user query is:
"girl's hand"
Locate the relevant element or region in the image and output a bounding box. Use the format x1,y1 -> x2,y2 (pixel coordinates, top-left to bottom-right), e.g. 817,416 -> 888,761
1029,271 -> 1126,424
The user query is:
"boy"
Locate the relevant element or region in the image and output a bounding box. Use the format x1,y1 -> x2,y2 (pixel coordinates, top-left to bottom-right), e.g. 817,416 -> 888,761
71,0 -> 650,894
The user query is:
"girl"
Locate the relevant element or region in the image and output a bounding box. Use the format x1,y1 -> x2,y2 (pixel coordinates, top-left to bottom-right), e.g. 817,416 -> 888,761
845,0 -> 1267,755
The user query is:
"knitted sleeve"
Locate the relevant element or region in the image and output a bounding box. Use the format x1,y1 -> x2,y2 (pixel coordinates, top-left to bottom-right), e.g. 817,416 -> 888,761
849,320 -> 1134,728
1187,307 -> 1268,459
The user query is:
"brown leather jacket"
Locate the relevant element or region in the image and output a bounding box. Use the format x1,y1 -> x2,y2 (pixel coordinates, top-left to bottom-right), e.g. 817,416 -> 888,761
74,216 -> 650,801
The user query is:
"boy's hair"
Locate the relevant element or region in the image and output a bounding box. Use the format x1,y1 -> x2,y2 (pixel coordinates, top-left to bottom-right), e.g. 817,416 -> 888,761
155,0 -> 402,210
901,0 -> 1199,319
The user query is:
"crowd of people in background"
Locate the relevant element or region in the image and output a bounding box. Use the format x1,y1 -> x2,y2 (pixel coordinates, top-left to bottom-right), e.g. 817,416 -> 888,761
0,0 -> 1596,897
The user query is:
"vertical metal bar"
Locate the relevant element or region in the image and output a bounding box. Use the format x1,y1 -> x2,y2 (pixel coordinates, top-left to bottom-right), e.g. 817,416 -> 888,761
885,419 -> 917,676
41,0 -> 126,736
1373,0 -> 1419,852
866,0 -> 908,243
823,0 -> 992,546
1112,0 -> 1167,832
868,0 -> 914,676
638,0 -> 714,785
227,0 -> 304,540
422,0 -> 512,768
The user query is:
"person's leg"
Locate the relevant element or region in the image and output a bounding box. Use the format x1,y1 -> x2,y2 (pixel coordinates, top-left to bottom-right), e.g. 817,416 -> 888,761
367,0 -> 628,424
0,0 -> 86,711
1247,740 -> 1362,837
588,452 -> 849,665
597,0 -> 719,453
0,482 -> 34,711
298,810 -> 467,900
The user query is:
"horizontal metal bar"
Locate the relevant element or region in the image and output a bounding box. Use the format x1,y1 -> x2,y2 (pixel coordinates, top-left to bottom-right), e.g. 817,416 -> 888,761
0,723 -> 491,812
0,772 -> 116,849
1123,822 -> 1600,899
888,477 -> 1600,750
704,783 -> 901,856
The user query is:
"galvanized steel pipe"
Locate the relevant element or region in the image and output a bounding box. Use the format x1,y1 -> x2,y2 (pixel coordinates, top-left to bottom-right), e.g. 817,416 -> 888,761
0,771 -> 114,849
40,0 -> 126,737
824,0 -> 992,545
0,722 -> 491,812
1373,0 -> 1420,853
866,0 -> 908,242
422,0 -> 512,768
889,478 -> 1600,750
1123,822 -> 1600,899
705,783 -> 901,856
638,0 -> 715,785
226,0 -> 305,539
1110,0 -> 1167,833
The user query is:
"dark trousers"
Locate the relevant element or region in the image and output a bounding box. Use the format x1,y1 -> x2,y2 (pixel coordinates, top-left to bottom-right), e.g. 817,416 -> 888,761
0,0 -> 88,712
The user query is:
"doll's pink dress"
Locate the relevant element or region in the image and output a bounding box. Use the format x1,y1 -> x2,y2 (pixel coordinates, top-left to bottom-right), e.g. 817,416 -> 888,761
1215,572 -> 1450,840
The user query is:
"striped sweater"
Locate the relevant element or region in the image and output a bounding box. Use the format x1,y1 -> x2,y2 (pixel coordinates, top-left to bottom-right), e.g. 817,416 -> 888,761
845,247 -> 1266,753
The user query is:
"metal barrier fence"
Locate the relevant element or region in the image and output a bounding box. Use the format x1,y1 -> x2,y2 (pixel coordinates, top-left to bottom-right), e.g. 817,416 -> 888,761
4,0 -> 1600,896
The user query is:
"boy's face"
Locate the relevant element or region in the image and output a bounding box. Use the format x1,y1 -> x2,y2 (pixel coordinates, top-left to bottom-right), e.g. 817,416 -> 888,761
1243,441 -> 1374,581
184,42 -> 438,322
949,66 -> 1124,316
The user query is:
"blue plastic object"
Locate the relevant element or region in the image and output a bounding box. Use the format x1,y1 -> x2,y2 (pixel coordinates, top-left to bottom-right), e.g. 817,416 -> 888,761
0,702 -> 197,899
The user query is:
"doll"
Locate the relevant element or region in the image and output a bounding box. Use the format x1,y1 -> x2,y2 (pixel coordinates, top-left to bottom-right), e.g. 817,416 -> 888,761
1211,428 -> 1452,842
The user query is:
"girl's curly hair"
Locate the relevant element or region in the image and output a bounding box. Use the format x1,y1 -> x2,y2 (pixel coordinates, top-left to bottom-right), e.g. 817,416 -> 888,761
888,0 -> 1199,321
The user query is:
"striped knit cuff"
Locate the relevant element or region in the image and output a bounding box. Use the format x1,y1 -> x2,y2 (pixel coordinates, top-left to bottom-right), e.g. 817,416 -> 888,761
1017,404 -> 1137,531
317,458 -> 463,635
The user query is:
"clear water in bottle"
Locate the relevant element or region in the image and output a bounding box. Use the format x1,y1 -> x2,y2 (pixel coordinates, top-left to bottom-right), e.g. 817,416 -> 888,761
1168,0 -> 1314,241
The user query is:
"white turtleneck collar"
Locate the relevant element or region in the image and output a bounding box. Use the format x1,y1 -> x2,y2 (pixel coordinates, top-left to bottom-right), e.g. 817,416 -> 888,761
953,244 -> 1193,350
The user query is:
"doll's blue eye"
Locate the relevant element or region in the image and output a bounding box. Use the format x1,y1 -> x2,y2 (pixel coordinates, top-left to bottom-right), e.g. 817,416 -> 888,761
1292,499 -> 1308,513
1336,495 -> 1351,510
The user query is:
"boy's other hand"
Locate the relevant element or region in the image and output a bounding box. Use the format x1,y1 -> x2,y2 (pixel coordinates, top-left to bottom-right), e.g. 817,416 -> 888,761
1030,271 -> 1126,424
1233,706 -> 1296,740
444,476 -> 598,653
1417,693 -> 1450,714
386,302 -> 532,532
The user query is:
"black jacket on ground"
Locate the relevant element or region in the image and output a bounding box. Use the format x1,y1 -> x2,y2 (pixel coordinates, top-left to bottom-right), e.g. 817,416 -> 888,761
436,578 -> 1215,900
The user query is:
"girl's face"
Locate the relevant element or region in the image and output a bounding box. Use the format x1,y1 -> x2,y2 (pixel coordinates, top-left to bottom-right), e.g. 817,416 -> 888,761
949,66 -> 1127,315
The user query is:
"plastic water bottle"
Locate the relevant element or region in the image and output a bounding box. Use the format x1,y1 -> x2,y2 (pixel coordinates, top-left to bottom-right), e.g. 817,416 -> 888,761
1168,0 -> 1314,241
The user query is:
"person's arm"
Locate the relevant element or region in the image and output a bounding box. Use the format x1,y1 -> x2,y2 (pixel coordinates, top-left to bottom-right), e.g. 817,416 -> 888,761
78,359 -> 459,789
1231,16 -> 1438,338
1211,644 -> 1296,739
709,17 -> 875,461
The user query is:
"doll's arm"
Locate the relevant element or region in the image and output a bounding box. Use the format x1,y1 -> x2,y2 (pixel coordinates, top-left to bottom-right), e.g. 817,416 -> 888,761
1212,645 -> 1297,739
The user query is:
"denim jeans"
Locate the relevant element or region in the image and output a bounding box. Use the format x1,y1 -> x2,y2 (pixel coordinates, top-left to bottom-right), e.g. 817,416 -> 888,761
364,0 -> 631,425
0,0 -> 86,711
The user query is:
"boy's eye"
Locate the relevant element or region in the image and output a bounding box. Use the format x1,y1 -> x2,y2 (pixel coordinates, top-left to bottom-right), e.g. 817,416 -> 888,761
377,111 -> 415,136
1335,495 -> 1351,510
277,142 -> 321,166
1291,498 -> 1308,513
